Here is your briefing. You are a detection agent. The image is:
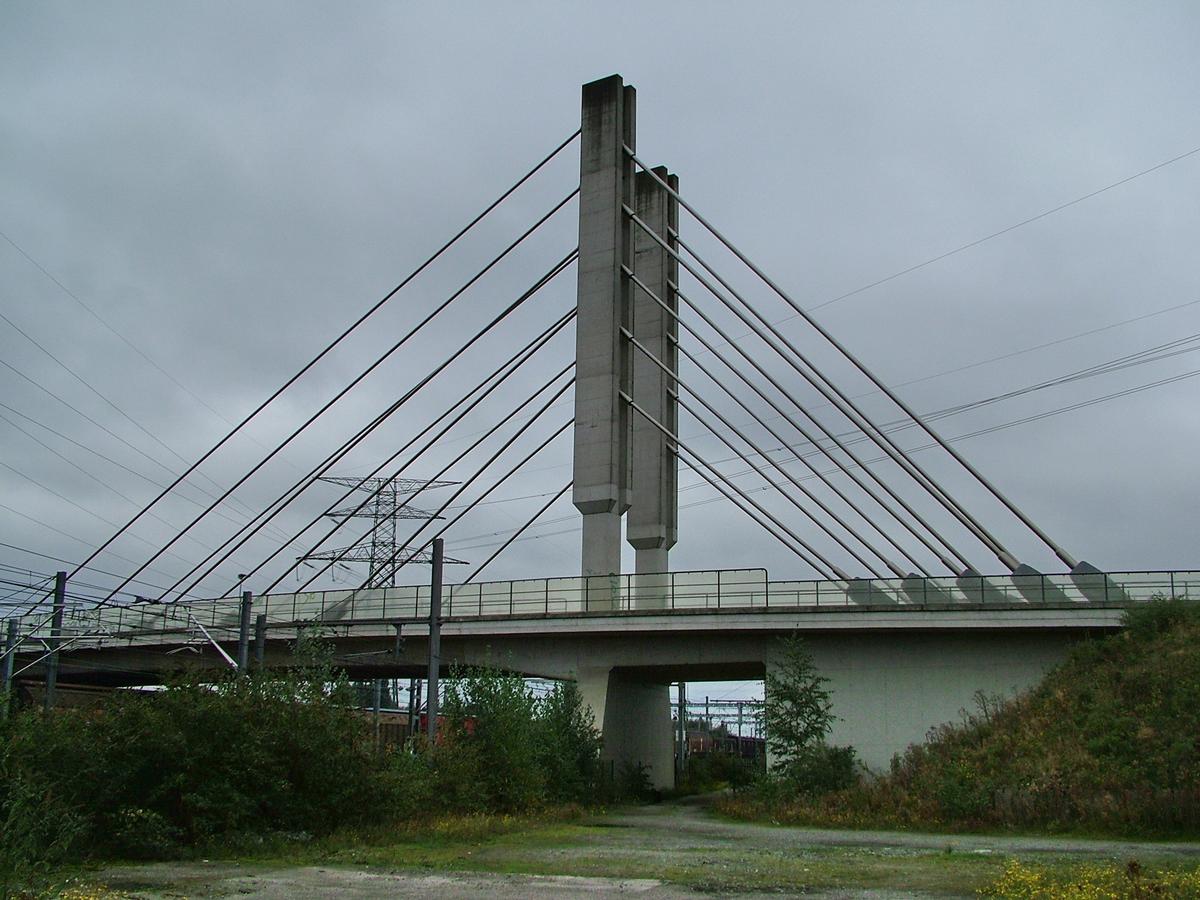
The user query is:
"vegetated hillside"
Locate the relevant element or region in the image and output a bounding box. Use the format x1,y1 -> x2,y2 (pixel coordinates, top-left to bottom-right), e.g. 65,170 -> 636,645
730,599 -> 1200,836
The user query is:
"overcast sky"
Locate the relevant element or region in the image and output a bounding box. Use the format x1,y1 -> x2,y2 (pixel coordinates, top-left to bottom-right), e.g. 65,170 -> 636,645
2,1 -> 1198,624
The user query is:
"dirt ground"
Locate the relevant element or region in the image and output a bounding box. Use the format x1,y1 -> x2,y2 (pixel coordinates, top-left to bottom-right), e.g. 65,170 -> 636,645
97,799 -> 1200,899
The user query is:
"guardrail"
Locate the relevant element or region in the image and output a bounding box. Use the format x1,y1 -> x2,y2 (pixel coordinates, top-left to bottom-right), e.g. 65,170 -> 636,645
4,568 -> 1197,652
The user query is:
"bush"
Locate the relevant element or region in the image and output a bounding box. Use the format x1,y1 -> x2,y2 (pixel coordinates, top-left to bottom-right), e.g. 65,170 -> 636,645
721,597 -> 1200,836
0,638 -> 604,889
534,681 -> 603,804
1122,595 -> 1200,641
0,637 -> 382,864
759,633 -> 860,801
679,751 -> 760,794
777,744 -> 860,797
437,666 -> 602,810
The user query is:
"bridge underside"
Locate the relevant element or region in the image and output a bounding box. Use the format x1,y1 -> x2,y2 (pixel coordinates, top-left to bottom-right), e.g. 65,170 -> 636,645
11,603 -> 1126,788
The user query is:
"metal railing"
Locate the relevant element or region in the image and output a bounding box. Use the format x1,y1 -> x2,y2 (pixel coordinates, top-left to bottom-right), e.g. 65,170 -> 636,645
3,568 -> 1197,653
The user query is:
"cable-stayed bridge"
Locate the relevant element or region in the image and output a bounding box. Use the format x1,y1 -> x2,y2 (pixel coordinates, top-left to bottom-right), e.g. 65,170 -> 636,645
2,75 -> 1195,785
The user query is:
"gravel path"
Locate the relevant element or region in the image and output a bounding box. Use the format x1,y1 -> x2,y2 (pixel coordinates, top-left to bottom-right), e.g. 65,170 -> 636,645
598,798 -> 1200,858
98,799 -> 1200,898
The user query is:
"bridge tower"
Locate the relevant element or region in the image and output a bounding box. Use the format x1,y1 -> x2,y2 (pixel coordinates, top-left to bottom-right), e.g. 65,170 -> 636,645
572,74 -> 679,586
572,74 -> 679,788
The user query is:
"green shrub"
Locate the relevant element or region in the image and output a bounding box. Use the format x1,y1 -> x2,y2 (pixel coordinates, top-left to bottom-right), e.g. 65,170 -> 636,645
721,597 -> 1200,836
759,633 -> 860,801
0,640 -> 603,886
534,681 -> 603,804
778,744 -> 860,797
680,751 -> 759,794
437,666 -> 602,810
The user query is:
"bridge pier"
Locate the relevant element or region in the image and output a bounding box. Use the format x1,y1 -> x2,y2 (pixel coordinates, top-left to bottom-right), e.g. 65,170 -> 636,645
577,666 -> 675,791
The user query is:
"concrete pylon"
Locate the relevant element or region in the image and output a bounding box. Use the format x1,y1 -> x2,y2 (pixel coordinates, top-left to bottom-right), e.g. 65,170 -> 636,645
573,75 -> 636,596
627,167 -> 679,599
578,666 -> 675,792
570,76 -> 677,789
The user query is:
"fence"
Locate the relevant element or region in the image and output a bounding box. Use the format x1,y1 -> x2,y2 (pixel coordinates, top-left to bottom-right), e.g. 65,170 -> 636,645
4,568 -> 1198,653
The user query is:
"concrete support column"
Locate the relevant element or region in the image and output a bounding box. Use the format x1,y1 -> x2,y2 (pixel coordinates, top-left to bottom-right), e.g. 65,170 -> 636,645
577,666 -> 674,791
628,168 -> 679,599
573,74 -> 636,581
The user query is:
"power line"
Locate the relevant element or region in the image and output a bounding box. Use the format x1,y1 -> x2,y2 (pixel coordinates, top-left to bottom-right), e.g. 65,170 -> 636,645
383,418 -> 574,584
0,408 -> 242,562
0,355 -> 280,533
234,307 -> 576,598
450,354 -> 1200,558
0,540 -> 196,598
686,366 -> 1200,518
0,225 -> 318,468
342,372 -> 577,591
106,190 -> 580,603
272,361 -> 577,595
0,462 -> 197,569
0,399 -> 314,545
626,266 -> 942,575
170,253 -> 578,602
663,223 -> 1017,568
663,274 -> 973,571
0,506 -> 199,598
463,481 -> 572,584
803,143 -> 1200,313
625,327 -> 899,577
703,330 -> 1200,478
68,131 -> 581,585
0,307 -> 272,530
622,392 -> 842,578
633,154 -> 1083,569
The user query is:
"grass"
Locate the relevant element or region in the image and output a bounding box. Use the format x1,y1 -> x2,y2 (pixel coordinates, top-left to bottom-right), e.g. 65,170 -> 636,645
81,806 -> 1200,898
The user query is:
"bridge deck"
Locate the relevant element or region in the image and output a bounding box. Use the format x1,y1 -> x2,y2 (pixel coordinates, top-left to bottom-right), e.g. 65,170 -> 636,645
4,568 -> 1196,656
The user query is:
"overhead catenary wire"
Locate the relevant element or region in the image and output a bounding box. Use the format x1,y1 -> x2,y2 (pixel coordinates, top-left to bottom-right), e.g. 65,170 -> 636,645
68,130 -> 581,585
0,541 -> 201,602
160,249 -> 579,601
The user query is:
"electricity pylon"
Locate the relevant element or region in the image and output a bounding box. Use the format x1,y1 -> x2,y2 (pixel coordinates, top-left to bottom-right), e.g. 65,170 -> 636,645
300,475 -> 464,587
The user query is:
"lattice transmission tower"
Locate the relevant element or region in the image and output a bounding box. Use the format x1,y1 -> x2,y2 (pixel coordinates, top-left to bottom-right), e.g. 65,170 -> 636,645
300,475 -> 464,587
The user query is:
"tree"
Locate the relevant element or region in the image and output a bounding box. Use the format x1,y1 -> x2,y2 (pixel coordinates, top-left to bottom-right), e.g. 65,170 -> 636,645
762,634 -> 858,794
763,634 -> 834,765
